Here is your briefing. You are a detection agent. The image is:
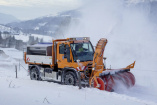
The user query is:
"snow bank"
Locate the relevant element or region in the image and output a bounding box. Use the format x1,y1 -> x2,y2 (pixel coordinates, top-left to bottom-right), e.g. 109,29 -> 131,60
0,48 -> 157,105
0,77 -> 156,105
0,50 -> 9,59
0,48 -> 26,72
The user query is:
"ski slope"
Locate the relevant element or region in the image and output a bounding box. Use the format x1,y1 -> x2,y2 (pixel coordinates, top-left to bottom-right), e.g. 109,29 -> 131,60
0,48 -> 157,105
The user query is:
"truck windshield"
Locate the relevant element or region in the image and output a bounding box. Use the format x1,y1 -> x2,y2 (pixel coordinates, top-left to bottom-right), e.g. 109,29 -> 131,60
70,42 -> 94,62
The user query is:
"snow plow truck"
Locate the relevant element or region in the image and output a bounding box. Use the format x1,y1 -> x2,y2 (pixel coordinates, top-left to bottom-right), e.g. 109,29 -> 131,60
24,37 -> 135,92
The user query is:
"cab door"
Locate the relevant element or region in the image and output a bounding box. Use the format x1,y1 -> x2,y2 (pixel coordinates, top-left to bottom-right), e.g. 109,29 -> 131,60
57,43 -> 71,68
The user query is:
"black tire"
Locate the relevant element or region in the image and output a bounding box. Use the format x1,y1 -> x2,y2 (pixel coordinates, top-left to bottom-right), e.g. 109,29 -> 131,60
64,71 -> 76,86
30,67 -> 41,80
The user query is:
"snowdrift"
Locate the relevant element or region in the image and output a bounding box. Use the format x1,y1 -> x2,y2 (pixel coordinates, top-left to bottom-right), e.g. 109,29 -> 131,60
0,48 -> 157,105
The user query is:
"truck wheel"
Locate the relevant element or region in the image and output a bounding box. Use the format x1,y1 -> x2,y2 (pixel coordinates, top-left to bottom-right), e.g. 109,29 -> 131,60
30,67 -> 41,80
64,71 -> 76,86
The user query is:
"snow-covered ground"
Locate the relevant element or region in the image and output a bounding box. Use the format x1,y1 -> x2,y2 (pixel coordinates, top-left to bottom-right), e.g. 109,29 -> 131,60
0,48 -> 157,105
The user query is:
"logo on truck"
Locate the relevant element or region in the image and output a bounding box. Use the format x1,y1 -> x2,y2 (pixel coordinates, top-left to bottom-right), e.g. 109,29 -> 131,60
26,57 -> 30,62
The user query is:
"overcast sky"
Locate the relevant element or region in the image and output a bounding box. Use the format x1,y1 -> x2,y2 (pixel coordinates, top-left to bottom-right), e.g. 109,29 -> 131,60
0,0 -> 83,20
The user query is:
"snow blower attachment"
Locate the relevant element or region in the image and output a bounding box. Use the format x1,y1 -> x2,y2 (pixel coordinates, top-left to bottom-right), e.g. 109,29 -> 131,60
24,37 -> 135,92
88,38 -> 135,91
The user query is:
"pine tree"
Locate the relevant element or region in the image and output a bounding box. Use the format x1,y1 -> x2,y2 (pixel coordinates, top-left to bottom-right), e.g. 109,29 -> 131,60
10,36 -> 16,48
28,36 -> 35,45
0,32 -> 3,45
40,38 -> 43,43
35,37 -> 39,44
15,40 -> 23,50
6,36 -> 12,48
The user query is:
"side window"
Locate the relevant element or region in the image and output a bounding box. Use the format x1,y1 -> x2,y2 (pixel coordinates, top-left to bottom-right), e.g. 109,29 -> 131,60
65,45 -> 70,62
83,43 -> 93,52
59,44 -> 65,54
83,43 -> 88,50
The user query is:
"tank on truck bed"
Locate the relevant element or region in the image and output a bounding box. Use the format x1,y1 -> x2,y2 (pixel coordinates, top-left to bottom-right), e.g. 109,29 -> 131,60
26,43 -> 53,65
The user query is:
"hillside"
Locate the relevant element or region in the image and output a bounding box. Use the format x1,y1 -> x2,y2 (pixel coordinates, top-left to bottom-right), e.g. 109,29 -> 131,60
7,10 -> 81,38
0,13 -> 19,24
5,1 -> 157,39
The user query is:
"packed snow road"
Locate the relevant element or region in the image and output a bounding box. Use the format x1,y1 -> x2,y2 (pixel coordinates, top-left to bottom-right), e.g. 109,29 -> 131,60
0,48 -> 157,105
